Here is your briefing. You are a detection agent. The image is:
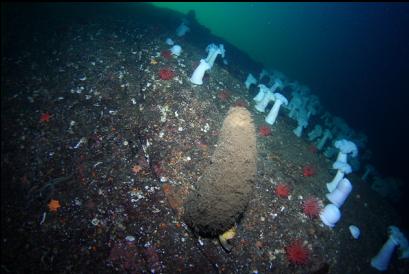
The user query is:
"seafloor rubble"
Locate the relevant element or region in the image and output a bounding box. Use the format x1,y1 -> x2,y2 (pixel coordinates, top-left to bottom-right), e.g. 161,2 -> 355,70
1,5 -> 407,274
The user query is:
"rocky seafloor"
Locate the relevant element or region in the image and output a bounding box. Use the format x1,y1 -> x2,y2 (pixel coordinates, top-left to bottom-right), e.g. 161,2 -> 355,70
1,5 -> 407,274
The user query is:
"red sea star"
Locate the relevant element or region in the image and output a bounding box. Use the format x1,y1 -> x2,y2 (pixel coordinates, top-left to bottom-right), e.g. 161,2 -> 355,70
159,69 -> 174,80
40,112 -> 51,122
161,50 -> 172,60
303,165 -> 315,177
218,90 -> 231,101
259,125 -> 271,137
234,99 -> 248,108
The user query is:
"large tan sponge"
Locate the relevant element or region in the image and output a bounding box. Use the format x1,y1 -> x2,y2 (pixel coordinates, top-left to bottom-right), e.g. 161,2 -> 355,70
183,107 -> 257,237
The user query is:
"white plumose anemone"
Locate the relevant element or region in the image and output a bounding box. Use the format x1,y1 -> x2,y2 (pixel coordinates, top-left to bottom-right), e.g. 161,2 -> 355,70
326,178 -> 353,208
255,90 -> 275,113
245,73 -> 257,89
170,45 -> 182,56
320,203 -> 341,228
265,93 -> 288,125
371,226 -> 409,271
176,22 -> 190,37
190,59 -> 211,85
316,129 -> 333,150
349,225 -> 360,239
253,84 -> 270,103
326,161 -> 352,192
205,44 -> 225,68
334,139 -> 358,164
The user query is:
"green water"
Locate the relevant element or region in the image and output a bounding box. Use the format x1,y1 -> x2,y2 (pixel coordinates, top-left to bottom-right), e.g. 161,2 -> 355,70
152,2 -> 300,73
150,3 -> 408,89
151,3 -> 387,79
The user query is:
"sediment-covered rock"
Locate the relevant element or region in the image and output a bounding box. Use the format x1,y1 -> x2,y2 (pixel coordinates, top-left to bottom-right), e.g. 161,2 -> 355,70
184,106 -> 257,237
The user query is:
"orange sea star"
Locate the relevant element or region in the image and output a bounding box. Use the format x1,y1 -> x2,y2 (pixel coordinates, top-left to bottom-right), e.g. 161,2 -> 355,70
132,164 -> 142,174
48,199 -> 61,212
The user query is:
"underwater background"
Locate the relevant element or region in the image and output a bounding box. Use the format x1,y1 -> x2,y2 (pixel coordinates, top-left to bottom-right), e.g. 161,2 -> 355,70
1,2 -> 409,273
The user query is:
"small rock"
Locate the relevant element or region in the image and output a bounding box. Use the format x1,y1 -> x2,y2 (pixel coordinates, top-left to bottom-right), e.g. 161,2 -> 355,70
91,218 -> 99,226
125,235 -> 135,242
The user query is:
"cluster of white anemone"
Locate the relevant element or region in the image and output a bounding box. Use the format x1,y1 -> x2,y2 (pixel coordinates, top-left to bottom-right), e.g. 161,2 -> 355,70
190,43 -> 226,85
252,79 -> 288,126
